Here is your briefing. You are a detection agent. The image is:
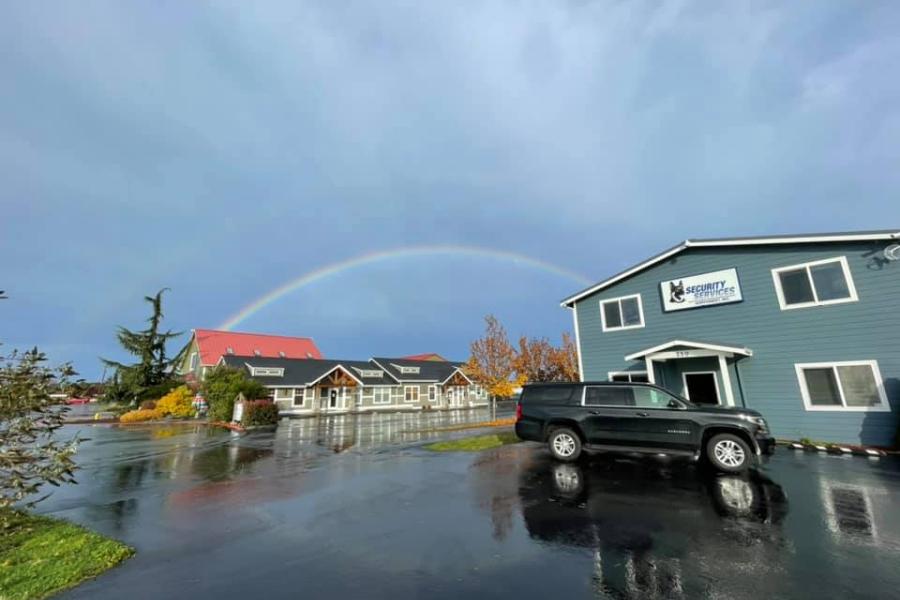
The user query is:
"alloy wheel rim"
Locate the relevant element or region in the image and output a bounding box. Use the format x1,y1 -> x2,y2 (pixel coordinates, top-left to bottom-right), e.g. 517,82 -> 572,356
553,433 -> 576,457
714,439 -> 745,467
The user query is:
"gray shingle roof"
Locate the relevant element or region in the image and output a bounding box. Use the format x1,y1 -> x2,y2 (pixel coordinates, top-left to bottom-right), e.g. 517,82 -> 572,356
220,356 -> 399,386
370,357 -> 468,383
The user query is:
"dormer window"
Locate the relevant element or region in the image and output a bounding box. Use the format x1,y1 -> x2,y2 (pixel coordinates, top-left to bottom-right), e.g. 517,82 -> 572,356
353,367 -> 384,378
249,366 -> 284,377
391,363 -> 421,374
226,347 -> 234,355
254,349 -> 261,356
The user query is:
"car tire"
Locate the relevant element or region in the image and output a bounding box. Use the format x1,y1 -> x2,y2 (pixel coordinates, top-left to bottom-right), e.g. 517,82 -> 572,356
548,428 -> 582,462
706,433 -> 751,473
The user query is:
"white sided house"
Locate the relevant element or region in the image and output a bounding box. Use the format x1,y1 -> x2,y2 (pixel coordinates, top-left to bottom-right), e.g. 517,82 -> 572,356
220,355 -> 489,416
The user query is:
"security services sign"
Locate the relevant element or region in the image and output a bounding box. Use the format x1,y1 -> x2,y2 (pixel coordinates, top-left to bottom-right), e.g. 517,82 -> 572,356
661,268 -> 742,312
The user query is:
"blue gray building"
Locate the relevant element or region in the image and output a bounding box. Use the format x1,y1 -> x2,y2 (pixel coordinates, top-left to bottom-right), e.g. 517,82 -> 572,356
562,231 -> 900,447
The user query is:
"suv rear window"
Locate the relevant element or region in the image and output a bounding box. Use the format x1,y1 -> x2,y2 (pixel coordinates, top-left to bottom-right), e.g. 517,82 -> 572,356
520,385 -> 577,406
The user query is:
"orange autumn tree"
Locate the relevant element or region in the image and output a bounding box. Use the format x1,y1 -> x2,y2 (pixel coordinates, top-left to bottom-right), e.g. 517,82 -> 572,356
467,315 -> 518,399
550,333 -> 579,382
513,336 -> 557,383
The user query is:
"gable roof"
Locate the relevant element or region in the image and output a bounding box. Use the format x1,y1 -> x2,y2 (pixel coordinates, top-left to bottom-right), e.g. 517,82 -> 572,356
220,355 -> 397,386
370,357 -> 466,383
192,329 -> 322,366
561,229 -> 900,307
624,340 -> 753,361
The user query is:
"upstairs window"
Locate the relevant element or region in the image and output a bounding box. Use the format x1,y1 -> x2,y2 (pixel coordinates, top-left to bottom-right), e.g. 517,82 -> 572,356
608,371 -> 649,383
189,352 -> 198,370
772,256 -> 857,310
795,361 -> 888,412
395,365 -> 421,374
600,294 -> 644,331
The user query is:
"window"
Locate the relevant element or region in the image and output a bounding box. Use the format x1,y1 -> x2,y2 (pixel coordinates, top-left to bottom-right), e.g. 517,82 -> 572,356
521,385 -> 576,406
795,361 -> 889,411
250,366 -> 284,377
632,387 -> 677,409
292,389 -> 305,407
353,368 -> 384,378
373,387 -> 391,405
772,256 -> 857,310
404,386 -> 420,403
600,294 -> 644,331
189,352 -> 198,370
393,364 -> 421,374
608,371 -> 649,383
226,347 -> 234,355
428,385 -> 436,401
274,388 -> 293,400
584,386 -> 633,406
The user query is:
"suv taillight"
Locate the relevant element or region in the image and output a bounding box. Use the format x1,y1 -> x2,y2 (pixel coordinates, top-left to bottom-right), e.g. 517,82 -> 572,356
516,403 -> 522,421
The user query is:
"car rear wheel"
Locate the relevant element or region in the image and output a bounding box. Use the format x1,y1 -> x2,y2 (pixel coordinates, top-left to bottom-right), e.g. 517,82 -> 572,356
706,433 -> 751,473
548,428 -> 582,462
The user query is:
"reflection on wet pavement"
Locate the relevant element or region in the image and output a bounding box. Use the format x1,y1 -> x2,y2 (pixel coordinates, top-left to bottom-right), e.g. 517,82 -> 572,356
39,415 -> 900,599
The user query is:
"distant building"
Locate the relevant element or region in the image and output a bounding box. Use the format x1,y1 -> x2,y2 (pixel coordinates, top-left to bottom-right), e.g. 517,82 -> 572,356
402,353 -> 449,362
561,230 -> 900,446
178,329 -> 323,381
219,355 -> 488,415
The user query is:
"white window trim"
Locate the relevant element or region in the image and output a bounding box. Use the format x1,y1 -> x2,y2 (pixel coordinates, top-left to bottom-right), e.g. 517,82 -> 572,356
681,371 -> 721,405
189,352 -> 198,370
373,386 -> 392,405
771,256 -> 858,311
292,388 -> 305,407
599,294 -> 645,332
274,388 -> 294,401
404,385 -> 420,403
608,371 -> 649,383
795,360 -> 890,412
428,385 -> 437,402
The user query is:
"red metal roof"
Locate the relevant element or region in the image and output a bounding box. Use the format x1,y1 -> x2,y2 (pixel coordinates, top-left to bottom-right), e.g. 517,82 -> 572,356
402,353 -> 448,362
193,329 -> 322,366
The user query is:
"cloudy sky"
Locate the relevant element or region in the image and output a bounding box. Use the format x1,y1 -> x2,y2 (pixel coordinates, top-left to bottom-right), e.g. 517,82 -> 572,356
2,1 -> 898,378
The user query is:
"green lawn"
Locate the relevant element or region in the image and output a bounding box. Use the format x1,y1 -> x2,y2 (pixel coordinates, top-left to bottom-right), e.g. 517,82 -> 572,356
0,510 -> 134,600
425,431 -> 520,452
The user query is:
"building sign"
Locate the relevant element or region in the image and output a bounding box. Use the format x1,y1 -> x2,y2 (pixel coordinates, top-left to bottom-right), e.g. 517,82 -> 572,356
660,268 -> 742,312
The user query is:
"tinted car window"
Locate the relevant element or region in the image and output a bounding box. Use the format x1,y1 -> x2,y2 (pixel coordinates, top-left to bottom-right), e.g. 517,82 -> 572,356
521,385 -> 576,405
584,386 -> 634,406
633,387 -> 676,409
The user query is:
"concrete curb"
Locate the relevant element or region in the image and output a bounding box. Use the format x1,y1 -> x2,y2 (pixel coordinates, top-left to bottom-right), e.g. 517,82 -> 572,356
782,441 -> 889,457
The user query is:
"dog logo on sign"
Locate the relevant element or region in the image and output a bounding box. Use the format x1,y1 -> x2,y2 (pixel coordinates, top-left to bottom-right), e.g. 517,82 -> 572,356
669,281 -> 686,303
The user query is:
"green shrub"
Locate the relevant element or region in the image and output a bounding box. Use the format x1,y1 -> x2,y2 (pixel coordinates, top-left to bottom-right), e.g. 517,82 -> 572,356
242,400 -> 279,427
201,366 -> 268,422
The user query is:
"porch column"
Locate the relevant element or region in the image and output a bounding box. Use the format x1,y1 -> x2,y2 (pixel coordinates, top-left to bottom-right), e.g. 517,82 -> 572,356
645,357 -> 656,384
718,354 -> 735,406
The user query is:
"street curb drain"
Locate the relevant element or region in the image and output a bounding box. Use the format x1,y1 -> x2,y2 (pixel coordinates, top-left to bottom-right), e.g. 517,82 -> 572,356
784,441 -> 888,457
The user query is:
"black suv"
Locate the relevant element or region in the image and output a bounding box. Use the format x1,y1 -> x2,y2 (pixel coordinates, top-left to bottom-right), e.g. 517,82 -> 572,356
515,382 -> 775,473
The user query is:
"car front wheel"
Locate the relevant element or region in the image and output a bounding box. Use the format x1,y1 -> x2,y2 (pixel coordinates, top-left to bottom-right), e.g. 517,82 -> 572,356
548,428 -> 582,462
706,433 -> 751,473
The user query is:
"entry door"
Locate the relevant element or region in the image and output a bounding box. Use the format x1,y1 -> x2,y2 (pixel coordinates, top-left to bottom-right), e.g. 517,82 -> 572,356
683,372 -> 720,405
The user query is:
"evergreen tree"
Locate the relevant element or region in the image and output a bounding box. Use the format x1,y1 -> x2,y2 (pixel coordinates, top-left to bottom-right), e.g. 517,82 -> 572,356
102,289 -> 183,403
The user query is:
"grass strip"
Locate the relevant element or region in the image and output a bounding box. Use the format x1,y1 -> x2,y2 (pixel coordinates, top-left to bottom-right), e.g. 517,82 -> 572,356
425,431 -> 520,452
0,510 -> 134,600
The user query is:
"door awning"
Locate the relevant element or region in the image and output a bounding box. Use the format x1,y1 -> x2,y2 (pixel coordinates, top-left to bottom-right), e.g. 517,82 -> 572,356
625,340 -> 753,362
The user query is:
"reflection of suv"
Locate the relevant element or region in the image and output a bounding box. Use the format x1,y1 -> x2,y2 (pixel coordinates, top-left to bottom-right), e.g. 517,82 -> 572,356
514,382 -> 775,473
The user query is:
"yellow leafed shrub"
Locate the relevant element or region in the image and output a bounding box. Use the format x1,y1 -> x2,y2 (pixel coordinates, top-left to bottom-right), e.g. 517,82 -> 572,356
119,408 -> 163,423
156,386 -> 195,419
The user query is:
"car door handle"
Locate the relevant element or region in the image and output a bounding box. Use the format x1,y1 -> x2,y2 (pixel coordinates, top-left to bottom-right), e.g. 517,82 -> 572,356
635,412 -> 649,417
589,410 -> 603,415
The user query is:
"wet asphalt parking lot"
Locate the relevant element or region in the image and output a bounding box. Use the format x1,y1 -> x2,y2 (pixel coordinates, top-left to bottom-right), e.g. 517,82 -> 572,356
38,411 -> 900,599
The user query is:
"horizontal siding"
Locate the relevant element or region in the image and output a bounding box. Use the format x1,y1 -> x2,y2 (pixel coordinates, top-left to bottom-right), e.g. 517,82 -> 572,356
575,242 -> 900,446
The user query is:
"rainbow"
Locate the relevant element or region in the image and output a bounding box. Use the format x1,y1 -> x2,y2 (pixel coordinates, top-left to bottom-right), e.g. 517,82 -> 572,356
218,245 -> 592,331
